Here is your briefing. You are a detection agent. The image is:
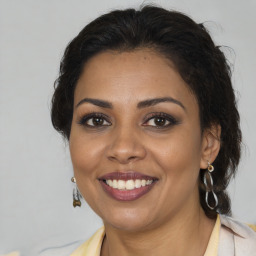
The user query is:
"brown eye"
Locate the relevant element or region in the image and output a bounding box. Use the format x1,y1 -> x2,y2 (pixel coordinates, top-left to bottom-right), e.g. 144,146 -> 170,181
146,117 -> 170,127
143,112 -> 179,129
86,116 -> 110,127
153,117 -> 168,126
92,117 -> 104,126
78,113 -> 111,127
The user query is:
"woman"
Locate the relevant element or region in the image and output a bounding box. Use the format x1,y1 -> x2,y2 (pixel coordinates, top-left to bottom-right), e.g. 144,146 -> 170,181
49,5 -> 256,256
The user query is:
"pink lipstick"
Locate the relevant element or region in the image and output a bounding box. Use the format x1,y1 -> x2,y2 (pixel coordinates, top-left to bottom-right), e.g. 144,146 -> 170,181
98,172 -> 158,201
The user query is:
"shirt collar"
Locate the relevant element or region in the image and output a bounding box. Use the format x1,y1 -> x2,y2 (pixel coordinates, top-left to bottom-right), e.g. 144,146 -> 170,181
219,214 -> 251,238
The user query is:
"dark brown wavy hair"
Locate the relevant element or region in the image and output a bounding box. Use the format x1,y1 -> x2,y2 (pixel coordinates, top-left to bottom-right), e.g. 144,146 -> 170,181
51,6 -> 242,218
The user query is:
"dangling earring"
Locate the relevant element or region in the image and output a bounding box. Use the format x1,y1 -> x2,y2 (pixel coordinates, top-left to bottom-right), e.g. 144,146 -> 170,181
203,162 -> 218,210
71,177 -> 81,207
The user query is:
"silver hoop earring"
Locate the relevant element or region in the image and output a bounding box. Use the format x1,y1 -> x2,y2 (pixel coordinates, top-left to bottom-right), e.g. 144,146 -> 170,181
71,177 -> 82,207
203,162 -> 218,210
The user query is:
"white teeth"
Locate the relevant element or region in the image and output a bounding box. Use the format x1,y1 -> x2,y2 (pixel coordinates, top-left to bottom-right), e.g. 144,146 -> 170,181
146,180 -> 153,185
105,179 -> 154,190
126,180 -> 135,190
135,179 -> 142,188
112,179 -> 118,188
117,180 -> 126,190
106,180 -> 113,187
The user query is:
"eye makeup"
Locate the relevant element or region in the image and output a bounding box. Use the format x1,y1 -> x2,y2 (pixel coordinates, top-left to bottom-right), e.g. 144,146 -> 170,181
77,110 -> 180,131
77,112 -> 111,128
142,112 -> 180,129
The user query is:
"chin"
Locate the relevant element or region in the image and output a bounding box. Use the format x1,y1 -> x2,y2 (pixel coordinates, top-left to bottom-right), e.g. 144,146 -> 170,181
101,207 -> 155,232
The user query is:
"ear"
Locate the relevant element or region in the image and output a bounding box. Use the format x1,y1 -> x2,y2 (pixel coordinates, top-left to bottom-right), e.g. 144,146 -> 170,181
200,124 -> 221,169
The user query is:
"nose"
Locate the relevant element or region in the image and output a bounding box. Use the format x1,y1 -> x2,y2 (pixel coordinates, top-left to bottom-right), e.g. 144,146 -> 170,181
106,127 -> 146,164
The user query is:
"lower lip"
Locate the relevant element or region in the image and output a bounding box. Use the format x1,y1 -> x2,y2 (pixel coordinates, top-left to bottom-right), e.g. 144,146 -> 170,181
99,180 -> 156,201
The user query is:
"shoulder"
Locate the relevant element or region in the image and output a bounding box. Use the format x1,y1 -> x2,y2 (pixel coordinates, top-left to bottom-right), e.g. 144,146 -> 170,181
219,214 -> 256,256
248,224 -> 256,232
220,214 -> 256,237
34,227 -> 105,256
70,226 -> 105,256
34,240 -> 85,256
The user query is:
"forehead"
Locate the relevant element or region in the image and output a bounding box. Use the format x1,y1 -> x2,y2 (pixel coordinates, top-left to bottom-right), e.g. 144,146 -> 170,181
74,49 -> 197,110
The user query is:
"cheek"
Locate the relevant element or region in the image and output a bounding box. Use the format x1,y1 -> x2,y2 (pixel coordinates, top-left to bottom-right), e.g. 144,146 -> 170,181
69,129 -> 103,199
69,134 -> 102,207
150,126 -> 202,184
146,129 -> 202,215
153,126 -> 201,160
69,128 -> 103,173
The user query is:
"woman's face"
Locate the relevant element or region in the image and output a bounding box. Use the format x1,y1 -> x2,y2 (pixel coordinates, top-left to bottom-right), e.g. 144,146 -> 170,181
69,49 -> 209,231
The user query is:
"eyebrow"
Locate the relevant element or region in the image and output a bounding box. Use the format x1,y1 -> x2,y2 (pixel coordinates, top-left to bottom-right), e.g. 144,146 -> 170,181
137,97 -> 186,111
76,96 -> 185,111
76,98 -> 113,109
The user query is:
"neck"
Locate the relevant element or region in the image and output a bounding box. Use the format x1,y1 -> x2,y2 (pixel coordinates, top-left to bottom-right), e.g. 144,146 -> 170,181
101,204 -> 215,256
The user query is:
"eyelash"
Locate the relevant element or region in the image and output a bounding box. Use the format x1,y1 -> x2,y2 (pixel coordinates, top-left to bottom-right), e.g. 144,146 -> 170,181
143,112 -> 179,128
78,112 -> 179,129
78,112 -> 111,128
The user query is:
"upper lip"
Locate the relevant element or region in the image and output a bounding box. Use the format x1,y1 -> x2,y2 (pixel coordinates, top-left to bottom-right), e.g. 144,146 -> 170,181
98,171 -> 158,181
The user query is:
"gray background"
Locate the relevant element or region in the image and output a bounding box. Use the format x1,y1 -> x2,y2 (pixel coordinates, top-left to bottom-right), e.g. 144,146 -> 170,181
0,0 -> 255,255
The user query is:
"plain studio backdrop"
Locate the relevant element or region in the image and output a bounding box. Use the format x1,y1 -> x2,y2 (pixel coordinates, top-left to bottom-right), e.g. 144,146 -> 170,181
0,0 -> 255,254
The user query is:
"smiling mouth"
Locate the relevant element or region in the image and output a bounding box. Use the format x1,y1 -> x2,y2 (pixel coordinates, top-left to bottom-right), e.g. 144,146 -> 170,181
103,179 -> 154,190
98,172 -> 158,201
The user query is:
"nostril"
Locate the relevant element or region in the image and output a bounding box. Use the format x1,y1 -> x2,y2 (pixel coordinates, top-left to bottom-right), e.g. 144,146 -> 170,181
106,136 -> 147,163
108,154 -> 140,164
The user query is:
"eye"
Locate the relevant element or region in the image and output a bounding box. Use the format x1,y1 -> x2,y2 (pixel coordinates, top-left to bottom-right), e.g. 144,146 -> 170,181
143,113 -> 178,128
87,117 -> 109,126
147,117 -> 170,126
78,113 -> 111,128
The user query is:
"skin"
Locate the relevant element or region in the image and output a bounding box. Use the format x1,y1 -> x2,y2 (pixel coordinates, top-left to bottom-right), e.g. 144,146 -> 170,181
69,49 -> 221,256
